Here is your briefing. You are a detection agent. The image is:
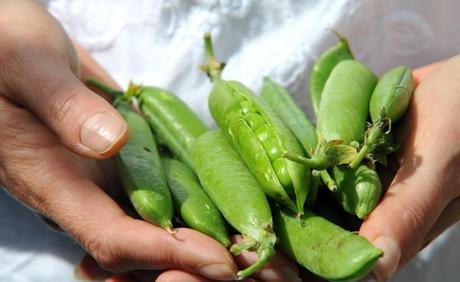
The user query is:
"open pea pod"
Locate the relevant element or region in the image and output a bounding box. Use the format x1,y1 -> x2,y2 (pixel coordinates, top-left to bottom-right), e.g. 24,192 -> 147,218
115,100 -> 173,230
203,33 -> 310,214
273,206 -> 382,281
192,130 -> 276,279
210,80 -> 310,214
136,86 -> 208,170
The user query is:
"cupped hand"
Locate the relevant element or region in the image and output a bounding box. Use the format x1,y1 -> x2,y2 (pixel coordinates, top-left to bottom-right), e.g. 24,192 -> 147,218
0,1 -> 299,281
360,59 -> 460,281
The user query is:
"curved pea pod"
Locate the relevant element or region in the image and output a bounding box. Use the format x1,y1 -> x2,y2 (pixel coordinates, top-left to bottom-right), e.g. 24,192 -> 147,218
310,35 -> 354,116
115,100 -> 173,230
260,77 -> 316,155
192,131 -> 277,279
350,66 -> 414,168
137,86 -> 208,170
209,80 -> 310,214
161,157 -> 231,247
273,206 -> 382,282
370,65 -> 414,123
331,164 -> 382,219
318,60 -> 378,144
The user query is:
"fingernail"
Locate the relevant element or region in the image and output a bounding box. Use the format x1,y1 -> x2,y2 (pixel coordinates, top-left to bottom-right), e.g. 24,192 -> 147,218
360,272 -> 378,282
198,264 -> 237,280
372,236 -> 401,281
258,267 -> 302,282
81,113 -> 126,154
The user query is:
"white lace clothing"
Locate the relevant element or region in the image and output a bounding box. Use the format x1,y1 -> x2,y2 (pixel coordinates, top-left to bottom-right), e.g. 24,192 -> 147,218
0,0 -> 459,281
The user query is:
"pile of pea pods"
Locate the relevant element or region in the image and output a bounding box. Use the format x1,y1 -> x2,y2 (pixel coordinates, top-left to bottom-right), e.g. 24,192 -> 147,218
87,32 -> 414,281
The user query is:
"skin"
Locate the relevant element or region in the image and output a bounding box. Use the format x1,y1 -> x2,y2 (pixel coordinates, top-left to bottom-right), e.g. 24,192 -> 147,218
0,1 -> 298,281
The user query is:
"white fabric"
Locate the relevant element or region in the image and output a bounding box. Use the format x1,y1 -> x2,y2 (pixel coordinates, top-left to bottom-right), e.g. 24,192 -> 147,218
0,0 -> 458,281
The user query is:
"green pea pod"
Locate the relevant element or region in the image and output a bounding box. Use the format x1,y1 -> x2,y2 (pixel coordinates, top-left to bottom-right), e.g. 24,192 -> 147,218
318,60 -> 378,144
273,206 -> 382,282
331,164 -> 382,219
310,35 -> 353,116
202,33 -> 309,214
137,86 -> 208,170
370,66 -> 414,123
192,131 -> 276,279
161,157 -> 231,247
115,100 -> 173,230
260,76 -> 316,155
350,66 -> 414,168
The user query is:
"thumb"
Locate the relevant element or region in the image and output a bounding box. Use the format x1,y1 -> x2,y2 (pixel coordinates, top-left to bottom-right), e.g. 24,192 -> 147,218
5,58 -> 128,159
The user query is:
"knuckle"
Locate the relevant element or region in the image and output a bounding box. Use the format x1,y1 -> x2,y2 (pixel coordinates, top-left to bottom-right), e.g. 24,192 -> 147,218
83,225 -> 128,273
46,83 -> 81,127
402,200 -> 429,245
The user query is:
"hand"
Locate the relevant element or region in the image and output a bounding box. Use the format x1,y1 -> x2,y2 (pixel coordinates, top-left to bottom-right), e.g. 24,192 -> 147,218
359,58 -> 460,281
0,1 -> 299,281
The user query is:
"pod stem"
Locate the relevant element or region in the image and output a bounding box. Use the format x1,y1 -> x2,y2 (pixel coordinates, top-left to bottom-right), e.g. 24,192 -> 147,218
237,245 -> 275,280
283,151 -> 333,170
319,170 -> 337,191
200,32 -> 225,81
86,79 -> 124,99
349,126 -> 384,169
230,237 -> 258,256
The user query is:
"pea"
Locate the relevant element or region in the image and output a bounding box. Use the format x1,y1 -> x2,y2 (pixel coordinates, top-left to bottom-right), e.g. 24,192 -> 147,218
350,66 -> 414,168
161,157 -> 230,247
137,86 -> 208,170
240,100 -> 255,115
318,60 -> 377,144
310,35 -> 354,116
272,158 -> 294,196
115,100 -> 173,231
273,206 -> 382,282
254,123 -> 274,143
202,34 -> 310,214
244,112 -> 266,130
331,164 -> 382,219
192,130 -> 276,279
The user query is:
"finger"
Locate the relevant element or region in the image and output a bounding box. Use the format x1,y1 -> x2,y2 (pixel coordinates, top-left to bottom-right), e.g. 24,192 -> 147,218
231,235 -> 301,282
412,61 -> 444,86
105,275 -> 138,282
424,196 -> 460,246
75,254 -> 113,281
155,270 -> 212,282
